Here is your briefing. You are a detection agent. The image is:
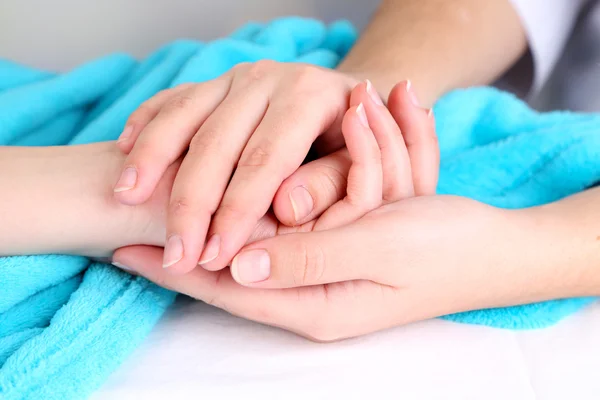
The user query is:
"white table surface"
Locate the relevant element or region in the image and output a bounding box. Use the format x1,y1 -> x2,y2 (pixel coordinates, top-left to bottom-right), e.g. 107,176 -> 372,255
94,297 -> 600,400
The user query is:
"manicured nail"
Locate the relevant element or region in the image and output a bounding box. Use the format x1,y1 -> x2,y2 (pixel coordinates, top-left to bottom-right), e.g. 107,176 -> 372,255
356,103 -> 369,128
365,79 -> 383,106
117,125 -> 133,143
406,80 -> 420,107
199,234 -> 220,265
114,167 -> 137,192
163,235 -> 184,268
112,261 -> 135,273
232,249 -> 271,284
289,186 -> 314,223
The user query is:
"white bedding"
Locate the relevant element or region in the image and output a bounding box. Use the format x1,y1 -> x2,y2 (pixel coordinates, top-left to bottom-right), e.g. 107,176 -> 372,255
94,297 -> 600,400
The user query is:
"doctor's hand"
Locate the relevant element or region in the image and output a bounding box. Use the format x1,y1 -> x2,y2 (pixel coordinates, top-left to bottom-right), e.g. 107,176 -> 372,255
113,62 -> 435,274
110,78 -> 508,341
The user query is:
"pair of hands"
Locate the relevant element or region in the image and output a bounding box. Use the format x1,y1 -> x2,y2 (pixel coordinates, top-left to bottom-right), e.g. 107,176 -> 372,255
112,62 -> 439,273
110,62 -> 521,340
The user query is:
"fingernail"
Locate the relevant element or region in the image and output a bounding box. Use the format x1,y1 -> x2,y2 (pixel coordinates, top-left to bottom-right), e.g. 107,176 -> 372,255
427,108 -> 434,118
112,261 -> 135,273
406,80 -> 420,107
117,125 -> 133,143
163,235 -> 184,268
289,186 -> 314,223
232,249 -> 271,284
199,234 -> 220,265
114,167 -> 137,192
356,103 -> 369,128
365,79 -> 383,106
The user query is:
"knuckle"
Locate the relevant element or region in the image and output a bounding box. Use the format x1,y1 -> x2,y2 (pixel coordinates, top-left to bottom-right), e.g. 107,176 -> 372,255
188,127 -> 221,156
290,66 -> 327,96
292,65 -> 319,86
315,163 -> 348,199
163,94 -> 196,113
244,60 -> 278,84
168,196 -> 196,218
291,240 -> 326,286
347,191 -> 381,212
238,142 -> 273,168
217,201 -> 259,222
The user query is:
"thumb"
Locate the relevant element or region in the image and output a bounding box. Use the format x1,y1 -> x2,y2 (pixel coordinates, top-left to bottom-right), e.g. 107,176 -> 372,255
229,225 -> 370,288
272,148 -> 351,227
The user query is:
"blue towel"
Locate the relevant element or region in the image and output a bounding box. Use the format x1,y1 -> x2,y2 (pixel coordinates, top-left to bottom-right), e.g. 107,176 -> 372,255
0,17 -> 597,399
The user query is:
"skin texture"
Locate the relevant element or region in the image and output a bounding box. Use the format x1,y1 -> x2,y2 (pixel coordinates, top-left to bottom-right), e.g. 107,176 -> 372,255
112,0 -> 527,274
2,82 -> 599,341
111,106 -> 600,342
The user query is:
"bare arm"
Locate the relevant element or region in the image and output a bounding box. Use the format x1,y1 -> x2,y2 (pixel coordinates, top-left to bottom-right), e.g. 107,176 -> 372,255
337,0 -> 528,106
0,143 -> 164,258
1,142 -> 599,302
525,186 -> 600,298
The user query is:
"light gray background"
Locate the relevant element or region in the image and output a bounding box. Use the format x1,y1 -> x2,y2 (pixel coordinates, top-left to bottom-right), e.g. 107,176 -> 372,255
0,0 -> 378,71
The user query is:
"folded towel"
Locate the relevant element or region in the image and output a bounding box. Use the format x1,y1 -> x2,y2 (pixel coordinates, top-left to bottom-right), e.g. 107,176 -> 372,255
0,17 -> 597,399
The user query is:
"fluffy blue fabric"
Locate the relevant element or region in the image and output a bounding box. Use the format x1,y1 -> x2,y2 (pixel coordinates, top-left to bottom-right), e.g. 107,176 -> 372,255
0,17 -> 597,399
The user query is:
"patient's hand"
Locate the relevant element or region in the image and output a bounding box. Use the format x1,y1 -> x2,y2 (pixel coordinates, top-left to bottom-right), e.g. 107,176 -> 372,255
112,61 -> 438,274
113,82 -> 563,342
113,98 -> 595,340
115,79 -> 439,274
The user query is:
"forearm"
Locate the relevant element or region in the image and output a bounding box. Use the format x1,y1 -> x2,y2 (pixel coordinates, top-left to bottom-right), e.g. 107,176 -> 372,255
0,143 -> 149,258
517,187 -> 600,299
337,0 -> 527,106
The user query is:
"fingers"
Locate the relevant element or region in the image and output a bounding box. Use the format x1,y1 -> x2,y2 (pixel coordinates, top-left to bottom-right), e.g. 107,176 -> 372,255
313,80 -> 420,231
275,79 -> 433,231
112,228 -> 395,341
113,76 -> 233,206
272,148 -> 351,227
196,89 -> 343,271
160,76 -> 274,273
110,244 -> 349,340
387,81 -> 439,195
228,221 -> 380,289
350,80 -> 415,201
116,83 -> 195,154
312,103 -> 383,230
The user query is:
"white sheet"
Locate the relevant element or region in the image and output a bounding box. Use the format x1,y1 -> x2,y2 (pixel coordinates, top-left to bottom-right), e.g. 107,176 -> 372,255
94,297 -> 600,399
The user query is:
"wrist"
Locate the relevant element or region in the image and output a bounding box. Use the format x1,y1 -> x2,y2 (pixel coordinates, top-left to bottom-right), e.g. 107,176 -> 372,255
0,142 -> 161,258
88,142 -> 169,255
523,194 -> 600,298
449,204 -> 581,311
47,142 -> 145,257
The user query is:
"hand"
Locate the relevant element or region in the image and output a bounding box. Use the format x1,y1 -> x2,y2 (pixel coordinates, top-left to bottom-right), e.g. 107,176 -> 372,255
113,195 -> 560,341
113,61 -> 434,274
112,78 -> 435,258
112,79 -> 447,340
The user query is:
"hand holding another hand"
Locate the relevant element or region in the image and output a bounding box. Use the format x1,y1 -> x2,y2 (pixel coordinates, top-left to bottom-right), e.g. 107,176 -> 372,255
111,76 -> 502,341
112,62 -> 436,273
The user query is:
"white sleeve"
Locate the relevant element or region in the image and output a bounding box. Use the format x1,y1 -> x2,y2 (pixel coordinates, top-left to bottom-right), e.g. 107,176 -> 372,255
505,0 -> 590,95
